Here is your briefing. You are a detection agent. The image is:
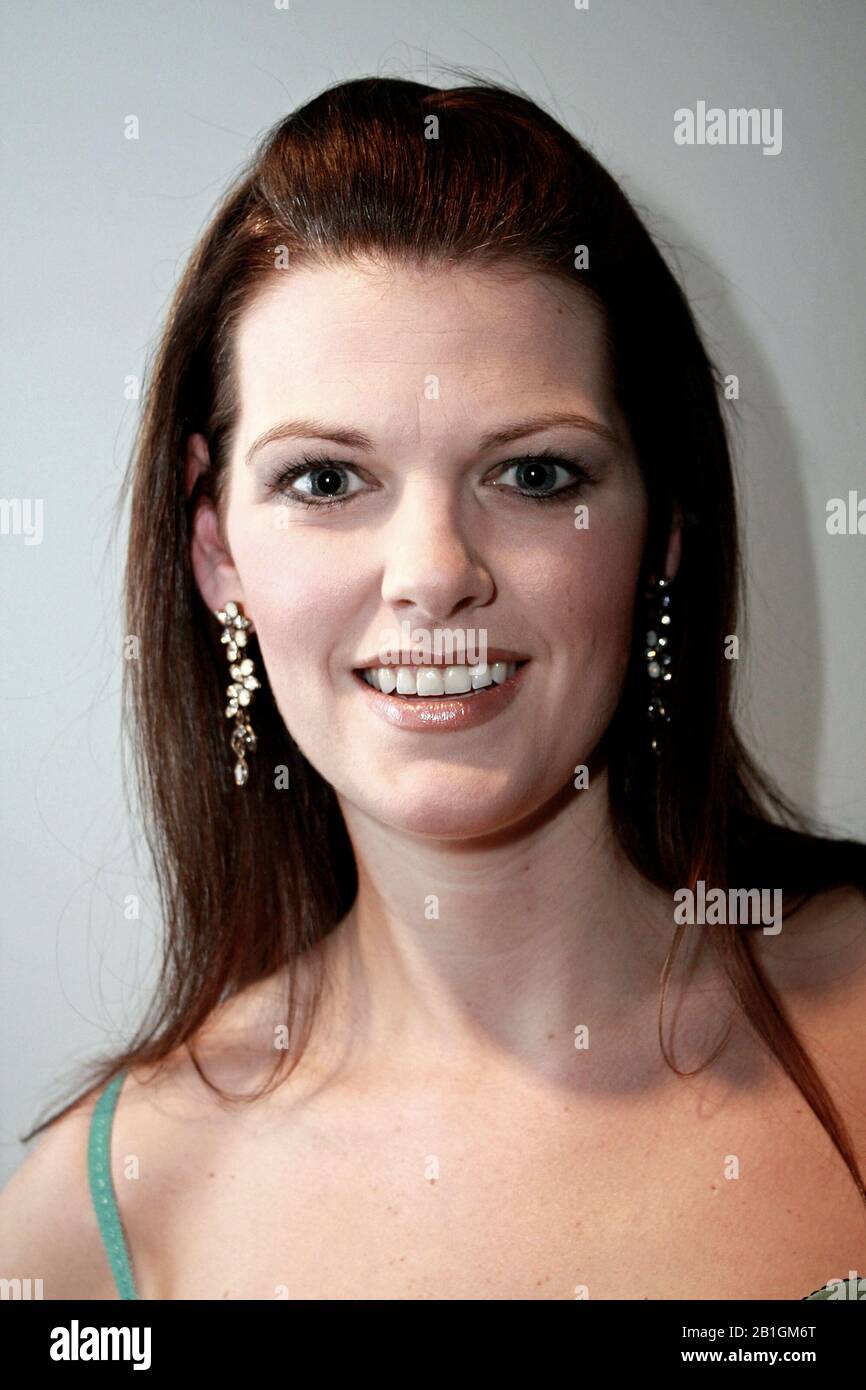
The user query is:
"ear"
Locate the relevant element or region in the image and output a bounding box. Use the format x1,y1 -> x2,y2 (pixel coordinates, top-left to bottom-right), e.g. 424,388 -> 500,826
663,505 -> 682,582
185,433 -> 253,628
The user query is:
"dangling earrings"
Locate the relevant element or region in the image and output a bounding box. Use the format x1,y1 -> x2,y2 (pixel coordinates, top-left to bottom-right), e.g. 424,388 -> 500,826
214,601 -> 260,786
644,574 -> 674,754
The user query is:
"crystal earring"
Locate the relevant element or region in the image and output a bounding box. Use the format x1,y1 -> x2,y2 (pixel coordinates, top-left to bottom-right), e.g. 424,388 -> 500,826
214,601 -> 260,786
644,575 -> 674,754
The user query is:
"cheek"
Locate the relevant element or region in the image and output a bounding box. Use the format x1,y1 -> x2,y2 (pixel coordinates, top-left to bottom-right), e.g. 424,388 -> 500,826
530,501 -> 646,740
561,543 -> 640,649
227,520 -> 358,711
528,501 -> 645,647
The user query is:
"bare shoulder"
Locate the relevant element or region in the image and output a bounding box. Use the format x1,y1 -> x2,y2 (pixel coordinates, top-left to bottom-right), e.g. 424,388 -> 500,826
755,882 -> 866,997
0,958 -> 326,1301
754,882 -> 866,1146
0,1081 -> 120,1299
100,963 -> 338,1297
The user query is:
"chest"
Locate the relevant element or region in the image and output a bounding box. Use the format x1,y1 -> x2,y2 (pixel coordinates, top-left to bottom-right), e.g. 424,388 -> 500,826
133,1071 -> 866,1300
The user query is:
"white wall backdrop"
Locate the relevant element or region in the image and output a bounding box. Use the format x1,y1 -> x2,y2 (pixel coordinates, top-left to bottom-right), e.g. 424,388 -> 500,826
2,0 -> 864,1184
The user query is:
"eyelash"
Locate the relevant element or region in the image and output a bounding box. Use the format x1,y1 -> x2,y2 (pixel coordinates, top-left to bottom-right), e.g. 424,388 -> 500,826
265,448 -> 597,510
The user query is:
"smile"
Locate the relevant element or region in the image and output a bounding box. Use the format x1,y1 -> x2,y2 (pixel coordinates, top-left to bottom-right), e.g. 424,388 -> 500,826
359,660 -> 523,696
350,660 -> 530,732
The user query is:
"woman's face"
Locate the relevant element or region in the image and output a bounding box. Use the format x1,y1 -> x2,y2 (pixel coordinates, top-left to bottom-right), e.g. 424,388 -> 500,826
190,259 -> 658,837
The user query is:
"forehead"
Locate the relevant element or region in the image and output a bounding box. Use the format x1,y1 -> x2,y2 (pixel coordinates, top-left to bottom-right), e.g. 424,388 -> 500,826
231,260 -> 621,442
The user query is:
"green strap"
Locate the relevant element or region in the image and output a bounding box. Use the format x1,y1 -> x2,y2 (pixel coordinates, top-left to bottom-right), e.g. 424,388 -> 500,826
87,1070 -> 140,1300
803,1280 -> 857,1300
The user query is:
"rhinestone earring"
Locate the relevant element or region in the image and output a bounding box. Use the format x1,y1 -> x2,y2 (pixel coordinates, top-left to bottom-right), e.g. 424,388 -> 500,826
214,601 -> 260,786
644,574 -> 674,754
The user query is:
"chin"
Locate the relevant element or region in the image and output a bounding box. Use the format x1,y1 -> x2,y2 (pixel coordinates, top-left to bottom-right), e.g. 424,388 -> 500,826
341,767 -> 555,840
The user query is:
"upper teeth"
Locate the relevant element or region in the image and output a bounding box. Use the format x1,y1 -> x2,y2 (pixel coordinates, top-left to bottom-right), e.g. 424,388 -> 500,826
361,661 -> 518,696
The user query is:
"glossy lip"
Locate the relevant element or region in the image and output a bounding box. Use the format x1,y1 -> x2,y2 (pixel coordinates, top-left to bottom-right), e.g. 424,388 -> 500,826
350,660 -> 530,732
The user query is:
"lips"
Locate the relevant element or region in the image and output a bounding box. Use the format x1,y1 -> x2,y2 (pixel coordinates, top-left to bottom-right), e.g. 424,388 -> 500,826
350,659 -> 530,732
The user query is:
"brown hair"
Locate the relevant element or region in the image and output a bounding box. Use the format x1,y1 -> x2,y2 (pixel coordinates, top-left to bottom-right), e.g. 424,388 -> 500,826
24,73 -> 866,1207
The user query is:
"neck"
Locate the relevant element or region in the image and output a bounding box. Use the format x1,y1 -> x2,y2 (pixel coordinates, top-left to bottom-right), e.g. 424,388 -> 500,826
322,768 -> 703,1086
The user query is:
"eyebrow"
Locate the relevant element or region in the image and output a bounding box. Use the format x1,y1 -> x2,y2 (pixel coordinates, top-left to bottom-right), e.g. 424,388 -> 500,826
243,410 -> 621,466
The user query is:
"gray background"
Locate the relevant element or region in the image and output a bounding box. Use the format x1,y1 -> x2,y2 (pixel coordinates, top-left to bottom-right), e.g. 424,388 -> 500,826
1,0 -> 864,1185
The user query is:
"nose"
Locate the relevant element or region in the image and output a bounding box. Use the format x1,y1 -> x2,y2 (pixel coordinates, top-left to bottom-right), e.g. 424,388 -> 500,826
379,482 -> 495,621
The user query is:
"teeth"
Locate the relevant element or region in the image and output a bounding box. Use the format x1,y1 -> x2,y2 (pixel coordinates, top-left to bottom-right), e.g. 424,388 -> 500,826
361,662 -> 520,696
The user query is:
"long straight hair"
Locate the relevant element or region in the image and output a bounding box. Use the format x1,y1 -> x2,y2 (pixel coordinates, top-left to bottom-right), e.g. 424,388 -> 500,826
24,74 -> 866,1207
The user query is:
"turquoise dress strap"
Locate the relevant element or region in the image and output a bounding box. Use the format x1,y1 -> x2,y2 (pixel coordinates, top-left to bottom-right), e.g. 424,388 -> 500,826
87,1069 -> 140,1300
803,1281 -> 847,1300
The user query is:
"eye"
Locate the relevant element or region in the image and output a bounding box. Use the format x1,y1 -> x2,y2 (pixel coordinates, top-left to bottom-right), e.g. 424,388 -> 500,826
266,453 -> 369,508
489,450 -> 595,503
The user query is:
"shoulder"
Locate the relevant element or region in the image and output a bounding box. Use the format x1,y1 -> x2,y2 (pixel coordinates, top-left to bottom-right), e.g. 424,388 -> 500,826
0,1032 -> 277,1302
0,948 -> 341,1300
755,882 -> 866,997
0,1081 -> 120,1299
754,883 -> 866,1142
102,966 -> 338,1276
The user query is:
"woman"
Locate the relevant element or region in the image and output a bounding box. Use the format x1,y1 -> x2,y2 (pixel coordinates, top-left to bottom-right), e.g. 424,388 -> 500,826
2,74 -> 864,1301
